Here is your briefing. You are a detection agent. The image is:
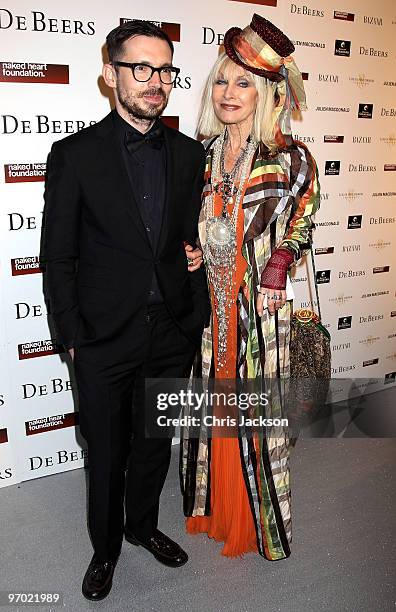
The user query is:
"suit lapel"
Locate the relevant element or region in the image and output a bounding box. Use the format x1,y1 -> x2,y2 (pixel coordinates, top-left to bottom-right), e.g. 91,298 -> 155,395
157,124 -> 176,255
95,112 -> 152,246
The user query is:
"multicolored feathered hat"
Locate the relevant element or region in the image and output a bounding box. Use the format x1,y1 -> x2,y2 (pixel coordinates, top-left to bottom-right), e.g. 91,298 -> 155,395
223,14 -> 307,146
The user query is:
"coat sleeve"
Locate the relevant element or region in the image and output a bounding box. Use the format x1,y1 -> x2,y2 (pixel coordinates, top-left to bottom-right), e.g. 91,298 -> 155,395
39,141 -> 81,350
281,143 -> 320,261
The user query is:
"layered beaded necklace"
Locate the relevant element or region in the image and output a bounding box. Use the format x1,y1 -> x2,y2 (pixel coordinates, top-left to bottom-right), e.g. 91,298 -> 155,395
203,128 -> 257,372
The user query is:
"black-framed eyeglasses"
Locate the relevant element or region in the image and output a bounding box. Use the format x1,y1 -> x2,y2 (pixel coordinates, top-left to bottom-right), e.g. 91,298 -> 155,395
112,61 -> 180,84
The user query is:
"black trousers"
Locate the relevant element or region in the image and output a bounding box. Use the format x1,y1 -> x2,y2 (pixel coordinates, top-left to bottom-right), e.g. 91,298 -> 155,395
74,304 -> 197,562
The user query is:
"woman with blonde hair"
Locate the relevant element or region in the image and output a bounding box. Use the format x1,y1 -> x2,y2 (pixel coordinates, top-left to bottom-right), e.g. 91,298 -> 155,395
180,14 -> 320,560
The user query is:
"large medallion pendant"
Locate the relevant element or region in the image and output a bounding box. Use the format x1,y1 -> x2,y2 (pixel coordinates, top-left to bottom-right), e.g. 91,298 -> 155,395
204,216 -> 237,372
206,216 -> 235,251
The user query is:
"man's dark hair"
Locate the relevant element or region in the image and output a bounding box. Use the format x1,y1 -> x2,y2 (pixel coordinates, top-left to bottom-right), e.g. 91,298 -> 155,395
106,20 -> 174,63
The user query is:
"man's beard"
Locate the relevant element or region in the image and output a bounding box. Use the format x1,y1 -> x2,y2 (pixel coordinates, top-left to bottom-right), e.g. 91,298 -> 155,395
117,85 -> 168,121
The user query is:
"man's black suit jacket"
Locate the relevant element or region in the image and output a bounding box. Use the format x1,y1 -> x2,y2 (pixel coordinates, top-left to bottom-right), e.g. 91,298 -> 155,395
40,112 -> 210,354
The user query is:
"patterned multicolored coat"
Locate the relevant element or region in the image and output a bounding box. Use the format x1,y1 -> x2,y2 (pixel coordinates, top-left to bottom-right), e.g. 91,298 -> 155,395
180,138 -> 320,561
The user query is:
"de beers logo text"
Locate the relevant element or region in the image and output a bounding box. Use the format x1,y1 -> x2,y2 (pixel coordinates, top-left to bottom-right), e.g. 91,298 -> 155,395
0,9 -> 95,34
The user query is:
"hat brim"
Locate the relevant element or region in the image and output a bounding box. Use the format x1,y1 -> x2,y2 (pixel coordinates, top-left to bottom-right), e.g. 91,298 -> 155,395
223,27 -> 284,83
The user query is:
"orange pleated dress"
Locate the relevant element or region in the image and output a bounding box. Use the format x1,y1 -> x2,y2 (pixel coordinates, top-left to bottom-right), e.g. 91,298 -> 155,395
186,184 -> 258,557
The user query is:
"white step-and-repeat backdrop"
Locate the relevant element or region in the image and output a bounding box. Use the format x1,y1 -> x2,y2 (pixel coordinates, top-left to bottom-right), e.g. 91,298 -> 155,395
1,0 -> 395,487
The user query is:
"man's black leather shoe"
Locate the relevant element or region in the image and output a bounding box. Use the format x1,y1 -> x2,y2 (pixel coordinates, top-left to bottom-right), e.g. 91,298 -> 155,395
125,529 -> 188,567
82,553 -> 118,601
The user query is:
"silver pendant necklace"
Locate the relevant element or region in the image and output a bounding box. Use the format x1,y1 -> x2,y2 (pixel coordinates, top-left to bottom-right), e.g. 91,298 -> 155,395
203,128 -> 257,372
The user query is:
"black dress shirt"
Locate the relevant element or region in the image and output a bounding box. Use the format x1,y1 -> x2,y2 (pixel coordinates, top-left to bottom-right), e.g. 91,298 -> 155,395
112,109 -> 165,304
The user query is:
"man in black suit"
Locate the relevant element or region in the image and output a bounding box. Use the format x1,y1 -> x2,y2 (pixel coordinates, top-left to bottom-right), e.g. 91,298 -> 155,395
40,20 -> 209,601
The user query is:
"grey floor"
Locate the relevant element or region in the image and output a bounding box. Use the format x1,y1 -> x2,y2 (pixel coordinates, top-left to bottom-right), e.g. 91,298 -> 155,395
1,439 -> 395,612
